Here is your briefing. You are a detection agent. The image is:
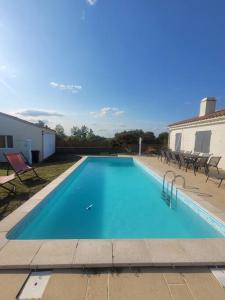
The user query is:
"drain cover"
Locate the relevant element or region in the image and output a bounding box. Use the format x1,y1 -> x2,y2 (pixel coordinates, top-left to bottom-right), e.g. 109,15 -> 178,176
18,270 -> 52,300
211,268 -> 225,287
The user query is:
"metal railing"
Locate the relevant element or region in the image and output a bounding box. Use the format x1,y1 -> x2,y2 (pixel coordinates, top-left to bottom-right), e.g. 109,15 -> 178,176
162,171 -> 186,208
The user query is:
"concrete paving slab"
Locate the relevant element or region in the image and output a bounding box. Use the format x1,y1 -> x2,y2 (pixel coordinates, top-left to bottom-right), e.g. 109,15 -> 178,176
86,272 -> 108,300
0,210 -> 27,232
168,284 -> 194,300
113,240 -> 152,266
74,240 -> 112,267
0,270 -> 29,300
183,269 -> 225,300
0,231 -> 8,250
163,271 -> 185,284
0,240 -> 43,268
179,239 -> 225,264
31,240 -> 78,268
17,197 -> 43,213
41,270 -> 88,300
109,268 -> 172,300
145,239 -> 190,265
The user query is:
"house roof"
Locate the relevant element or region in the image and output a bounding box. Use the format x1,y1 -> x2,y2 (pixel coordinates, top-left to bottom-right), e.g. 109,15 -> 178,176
0,111 -> 56,133
169,108 -> 225,127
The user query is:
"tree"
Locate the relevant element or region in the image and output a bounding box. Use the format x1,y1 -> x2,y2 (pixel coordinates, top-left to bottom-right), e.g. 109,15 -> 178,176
35,120 -> 46,127
86,128 -> 95,140
157,132 -> 169,146
112,130 -> 155,146
80,125 -> 89,139
71,126 -> 82,139
71,125 -> 96,141
55,124 -> 65,137
142,131 -> 156,144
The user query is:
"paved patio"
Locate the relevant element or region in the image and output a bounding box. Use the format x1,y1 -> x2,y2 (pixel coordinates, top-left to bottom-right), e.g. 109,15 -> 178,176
1,267 -> 225,300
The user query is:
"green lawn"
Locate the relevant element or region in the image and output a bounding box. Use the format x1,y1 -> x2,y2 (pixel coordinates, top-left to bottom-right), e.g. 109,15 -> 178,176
0,155 -> 81,221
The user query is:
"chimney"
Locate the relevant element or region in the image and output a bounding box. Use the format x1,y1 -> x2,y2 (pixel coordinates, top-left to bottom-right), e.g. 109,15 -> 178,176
199,97 -> 216,117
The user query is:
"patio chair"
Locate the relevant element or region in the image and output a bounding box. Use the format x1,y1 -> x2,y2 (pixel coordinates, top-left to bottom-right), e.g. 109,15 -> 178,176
193,156 -> 209,175
184,151 -> 192,154
159,149 -> 165,162
206,156 -> 221,174
4,152 -> 40,182
170,151 -> 179,165
164,150 -> 172,164
206,172 -> 225,188
177,153 -> 196,172
193,152 -> 200,156
0,173 -> 16,194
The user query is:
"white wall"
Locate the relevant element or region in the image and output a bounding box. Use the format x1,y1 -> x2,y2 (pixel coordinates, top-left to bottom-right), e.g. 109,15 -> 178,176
0,139 -> 32,163
169,120 -> 225,169
0,113 -> 55,162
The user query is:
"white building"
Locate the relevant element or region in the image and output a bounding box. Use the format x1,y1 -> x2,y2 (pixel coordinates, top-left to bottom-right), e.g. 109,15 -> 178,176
168,97 -> 225,169
0,112 -> 56,163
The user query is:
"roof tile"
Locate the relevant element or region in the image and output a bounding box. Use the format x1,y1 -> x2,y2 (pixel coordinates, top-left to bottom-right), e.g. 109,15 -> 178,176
169,109 -> 225,127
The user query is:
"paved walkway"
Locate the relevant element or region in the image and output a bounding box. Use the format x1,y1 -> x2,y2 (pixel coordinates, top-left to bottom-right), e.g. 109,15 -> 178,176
1,268 -> 225,300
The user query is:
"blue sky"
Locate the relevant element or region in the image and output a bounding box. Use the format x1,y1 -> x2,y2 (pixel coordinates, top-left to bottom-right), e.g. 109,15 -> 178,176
1,0 -> 225,137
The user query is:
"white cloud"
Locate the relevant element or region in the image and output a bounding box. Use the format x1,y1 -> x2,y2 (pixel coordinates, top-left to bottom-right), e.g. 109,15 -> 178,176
50,81 -> 82,93
0,65 -> 7,71
15,109 -> 64,117
0,64 -> 17,78
90,107 -> 125,118
99,107 -> 112,117
86,0 -> 97,5
114,110 -> 125,116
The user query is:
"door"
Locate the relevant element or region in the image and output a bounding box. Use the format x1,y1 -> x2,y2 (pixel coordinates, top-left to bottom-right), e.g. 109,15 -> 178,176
43,133 -> 55,159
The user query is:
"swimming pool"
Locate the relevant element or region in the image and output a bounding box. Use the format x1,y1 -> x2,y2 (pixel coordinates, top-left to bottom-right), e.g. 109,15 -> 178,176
7,157 -> 225,239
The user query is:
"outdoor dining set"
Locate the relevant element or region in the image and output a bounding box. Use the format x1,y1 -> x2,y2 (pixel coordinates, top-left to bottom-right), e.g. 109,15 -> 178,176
159,149 -> 225,187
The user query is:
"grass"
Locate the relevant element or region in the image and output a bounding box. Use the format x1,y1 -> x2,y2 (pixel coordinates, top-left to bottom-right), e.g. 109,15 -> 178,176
0,154 -> 81,221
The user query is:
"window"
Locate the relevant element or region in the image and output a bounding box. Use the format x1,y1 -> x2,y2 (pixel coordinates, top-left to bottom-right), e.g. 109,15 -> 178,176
194,131 -> 211,153
7,136 -> 13,148
0,136 -> 5,148
0,135 -> 13,148
175,133 -> 182,151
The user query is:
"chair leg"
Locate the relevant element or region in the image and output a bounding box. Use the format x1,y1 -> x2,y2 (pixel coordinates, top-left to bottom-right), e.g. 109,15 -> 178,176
185,163 -> 189,172
16,173 -> 23,183
1,184 -> 16,194
33,168 -> 41,179
193,166 -> 196,176
216,167 -> 219,174
7,164 -> 10,176
218,179 -> 223,188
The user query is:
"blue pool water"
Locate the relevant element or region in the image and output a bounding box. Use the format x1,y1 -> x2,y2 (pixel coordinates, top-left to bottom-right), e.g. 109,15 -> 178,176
7,157 -> 225,239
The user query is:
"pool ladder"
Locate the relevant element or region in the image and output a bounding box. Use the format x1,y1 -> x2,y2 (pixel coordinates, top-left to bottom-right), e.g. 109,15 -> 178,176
162,170 -> 186,208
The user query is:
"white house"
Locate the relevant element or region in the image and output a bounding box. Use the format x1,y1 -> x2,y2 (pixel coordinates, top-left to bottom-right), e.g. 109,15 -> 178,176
0,112 -> 56,163
168,97 -> 225,169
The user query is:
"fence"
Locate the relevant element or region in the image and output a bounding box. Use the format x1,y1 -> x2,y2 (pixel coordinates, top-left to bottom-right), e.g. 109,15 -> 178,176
56,144 -> 161,155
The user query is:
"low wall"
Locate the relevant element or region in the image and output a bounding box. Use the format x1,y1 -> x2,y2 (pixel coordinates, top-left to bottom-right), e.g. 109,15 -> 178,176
56,147 -> 123,155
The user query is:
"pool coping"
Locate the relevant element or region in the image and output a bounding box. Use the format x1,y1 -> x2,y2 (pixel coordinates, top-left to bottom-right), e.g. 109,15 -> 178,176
0,155 -> 225,269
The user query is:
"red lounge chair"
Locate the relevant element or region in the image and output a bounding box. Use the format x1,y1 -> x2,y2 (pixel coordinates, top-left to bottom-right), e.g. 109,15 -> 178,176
0,173 -> 16,194
4,152 -> 40,182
